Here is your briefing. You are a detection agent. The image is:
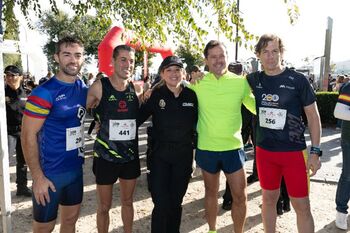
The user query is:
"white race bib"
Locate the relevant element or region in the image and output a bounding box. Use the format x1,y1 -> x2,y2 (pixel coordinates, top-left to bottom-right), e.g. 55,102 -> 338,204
259,107 -> 287,130
109,119 -> 136,141
66,126 -> 84,151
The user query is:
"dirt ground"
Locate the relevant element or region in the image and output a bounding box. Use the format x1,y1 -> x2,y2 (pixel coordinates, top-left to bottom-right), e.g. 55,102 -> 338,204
5,154 -> 347,233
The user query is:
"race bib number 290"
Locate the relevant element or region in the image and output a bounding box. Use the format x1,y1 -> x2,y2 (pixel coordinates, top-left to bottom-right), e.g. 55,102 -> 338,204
66,126 -> 84,151
109,119 -> 136,141
259,107 -> 287,130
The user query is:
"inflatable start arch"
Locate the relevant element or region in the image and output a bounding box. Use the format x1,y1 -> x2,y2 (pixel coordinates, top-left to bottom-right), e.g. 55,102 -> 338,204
98,26 -> 174,77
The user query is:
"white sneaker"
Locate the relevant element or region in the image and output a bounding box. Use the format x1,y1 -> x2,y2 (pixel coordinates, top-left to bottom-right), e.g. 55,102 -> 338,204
336,211 -> 348,230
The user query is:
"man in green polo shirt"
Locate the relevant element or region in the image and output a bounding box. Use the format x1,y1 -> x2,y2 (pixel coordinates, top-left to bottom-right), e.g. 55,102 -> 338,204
191,40 -> 255,233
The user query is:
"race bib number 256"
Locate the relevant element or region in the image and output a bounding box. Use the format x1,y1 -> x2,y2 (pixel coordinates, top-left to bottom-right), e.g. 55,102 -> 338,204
259,107 -> 287,130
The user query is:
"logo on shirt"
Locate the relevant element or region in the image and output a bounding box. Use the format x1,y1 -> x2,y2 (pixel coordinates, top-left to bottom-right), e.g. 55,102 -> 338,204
261,93 -> 279,107
159,99 -> 166,109
262,94 -> 279,102
56,94 -> 66,101
108,95 -> 117,101
77,106 -> 87,124
125,92 -> 135,102
182,102 -> 194,107
117,100 -> 128,112
279,85 -> 295,90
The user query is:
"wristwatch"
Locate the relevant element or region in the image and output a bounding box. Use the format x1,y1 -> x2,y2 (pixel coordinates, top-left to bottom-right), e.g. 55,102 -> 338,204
310,146 -> 322,157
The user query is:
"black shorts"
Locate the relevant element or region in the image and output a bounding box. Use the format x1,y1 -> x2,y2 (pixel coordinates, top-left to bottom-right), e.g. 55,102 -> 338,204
92,156 -> 141,185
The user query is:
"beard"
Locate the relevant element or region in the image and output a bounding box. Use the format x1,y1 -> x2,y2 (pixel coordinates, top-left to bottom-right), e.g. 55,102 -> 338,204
61,63 -> 82,77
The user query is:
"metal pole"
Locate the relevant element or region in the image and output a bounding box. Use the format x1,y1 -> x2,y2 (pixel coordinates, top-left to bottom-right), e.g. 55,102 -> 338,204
235,0 -> 240,61
23,26 -> 29,73
323,17 -> 333,91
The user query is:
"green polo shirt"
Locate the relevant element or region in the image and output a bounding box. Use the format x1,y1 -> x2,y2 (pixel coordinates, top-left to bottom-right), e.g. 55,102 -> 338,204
190,72 -> 256,151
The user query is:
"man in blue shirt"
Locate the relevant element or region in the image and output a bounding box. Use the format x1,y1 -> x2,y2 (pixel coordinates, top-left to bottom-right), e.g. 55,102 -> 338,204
21,36 -> 87,233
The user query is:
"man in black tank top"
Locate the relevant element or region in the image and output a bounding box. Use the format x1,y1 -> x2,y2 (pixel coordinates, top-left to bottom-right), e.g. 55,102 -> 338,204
87,45 -> 143,233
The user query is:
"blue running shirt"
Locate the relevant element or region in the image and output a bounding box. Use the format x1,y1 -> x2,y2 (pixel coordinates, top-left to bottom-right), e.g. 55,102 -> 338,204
24,77 -> 88,175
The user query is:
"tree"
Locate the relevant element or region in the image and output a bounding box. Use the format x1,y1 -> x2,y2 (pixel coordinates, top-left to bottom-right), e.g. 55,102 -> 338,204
3,0 -> 299,52
2,3 -> 22,70
37,11 -> 111,72
175,45 -> 205,72
134,51 -> 156,69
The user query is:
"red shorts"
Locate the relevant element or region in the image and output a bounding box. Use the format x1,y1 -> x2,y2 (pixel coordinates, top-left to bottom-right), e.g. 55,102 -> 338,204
256,146 -> 309,198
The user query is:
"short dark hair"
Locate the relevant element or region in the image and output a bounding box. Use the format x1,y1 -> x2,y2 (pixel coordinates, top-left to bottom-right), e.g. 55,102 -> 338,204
112,45 -> 135,59
228,62 -> 243,75
203,40 -> 227,58
254,34 -> 285,55
188,65 -> 200,73
55,36 -> 84,54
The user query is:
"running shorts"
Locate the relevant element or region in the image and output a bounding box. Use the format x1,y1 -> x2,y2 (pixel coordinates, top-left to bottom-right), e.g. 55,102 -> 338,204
195,148 -> 245,174
93,156 -> 141,185
256,146 -> 309,198
33,168 -> 83,222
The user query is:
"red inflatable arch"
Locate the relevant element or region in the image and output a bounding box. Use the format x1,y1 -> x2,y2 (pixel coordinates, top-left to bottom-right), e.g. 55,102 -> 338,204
98,26 -> 174,77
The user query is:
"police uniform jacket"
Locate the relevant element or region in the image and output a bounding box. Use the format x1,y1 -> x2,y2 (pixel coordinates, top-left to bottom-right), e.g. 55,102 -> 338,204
138,84 -> 198,146
5,85 -> 27,135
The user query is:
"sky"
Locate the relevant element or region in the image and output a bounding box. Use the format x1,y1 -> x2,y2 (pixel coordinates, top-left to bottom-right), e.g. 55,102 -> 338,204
12,0 -> 350,78
235,0 -> 350,66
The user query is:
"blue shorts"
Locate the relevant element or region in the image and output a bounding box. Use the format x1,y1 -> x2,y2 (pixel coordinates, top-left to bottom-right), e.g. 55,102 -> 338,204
33,168 -> 83,223
195,148 -> 245,174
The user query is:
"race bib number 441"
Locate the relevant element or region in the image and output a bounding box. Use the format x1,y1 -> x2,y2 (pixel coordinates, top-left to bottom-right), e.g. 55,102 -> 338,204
109,119 -> 136,141
259,107 -> 287,130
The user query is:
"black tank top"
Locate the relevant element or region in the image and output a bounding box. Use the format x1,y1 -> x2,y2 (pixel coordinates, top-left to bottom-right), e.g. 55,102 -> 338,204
94,77 -> 139,163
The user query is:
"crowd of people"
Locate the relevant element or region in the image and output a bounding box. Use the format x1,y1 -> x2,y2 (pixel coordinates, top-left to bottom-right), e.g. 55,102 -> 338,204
2,33 -> 349,233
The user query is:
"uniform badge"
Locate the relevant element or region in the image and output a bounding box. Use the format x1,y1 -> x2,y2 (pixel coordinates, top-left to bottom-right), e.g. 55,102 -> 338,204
159,99 -> 166,109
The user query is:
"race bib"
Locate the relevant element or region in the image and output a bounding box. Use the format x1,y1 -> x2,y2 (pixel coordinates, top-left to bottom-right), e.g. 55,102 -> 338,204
66,126 -> 84,151
259,107 -> 287,130
109,119 -> 136,141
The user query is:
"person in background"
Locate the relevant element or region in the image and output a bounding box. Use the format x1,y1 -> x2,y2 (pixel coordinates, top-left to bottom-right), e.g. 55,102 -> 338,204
38,71 -> 52,85
21,36 -> 87,232
87,73 -> 95,87
334,80 -> 350,230
188,65 -> 204,82
25,80 -> 37,93
4,65 -> 32,197
334,75 -> 345,92
143,75 -> 151,92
